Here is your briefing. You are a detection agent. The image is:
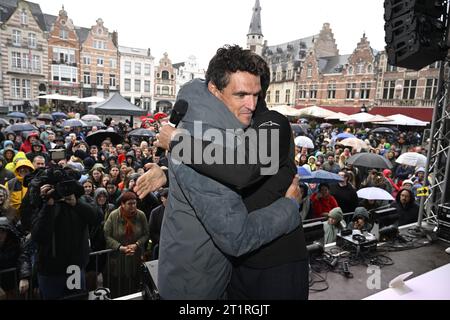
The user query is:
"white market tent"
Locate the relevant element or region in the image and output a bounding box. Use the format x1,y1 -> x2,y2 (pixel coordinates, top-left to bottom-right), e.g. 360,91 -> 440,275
78,96 -> 105,103
38,93 -> 80,102
270,105 -> 304,117
340,112 -> 383,123
297,106 -> 337,119
377,114 -> 429,126
325,112 -> 348,120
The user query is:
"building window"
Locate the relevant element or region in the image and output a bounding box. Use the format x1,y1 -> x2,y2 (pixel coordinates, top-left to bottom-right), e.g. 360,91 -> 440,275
22,79 -> 31,98
287,70 -> 292,80
97,73 -> 104,86
348,66 -> 353,75
97,57 -> 104,66
156,86 -> 161,95
83,56 -> 91,65
327,82 -> 336,99
12,30 -> 21,46
145,64 -> 151,76
110,59 -> 117,69
299,85 -> 307,99
360,83 -> 371,99
346,83 -> 356,99
93,40 -> 106,49
11,78 -> 21,98
12,52 -> 21,68
144,80 -> 151,93
285,89 -> 291,104
124,79 -> 131,91
20,10 -> 28,25
53,48 -> 75,64
52,65 -> 77,83
266,91 -> 271,103
21,53 -> 30,69
135,79 -> 141,92
135,63 -> 141,75
32,55 -> 40,71
367,64 -> 373,73
310,85 -> 318,99
276,72 -> 281,81
307,64 -> 312,78
84,72 -> 91,84
162,86 -> 169,95
275,90 -> 280,103
357,62 -> 365,74
125,61 -> 131,74
386,64 -> 397,72
383,80 -> 396,99
109,74 -> 116,87
403,79 -> 417,100
162,71 -> 169,80
425,78 -> 438,100
60,28 -> 68,40
272,72 -> 276,82
28,33 -> 36,48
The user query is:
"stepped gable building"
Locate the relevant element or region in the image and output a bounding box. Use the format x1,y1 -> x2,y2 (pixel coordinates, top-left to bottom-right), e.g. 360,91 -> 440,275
0,0 -> 48,111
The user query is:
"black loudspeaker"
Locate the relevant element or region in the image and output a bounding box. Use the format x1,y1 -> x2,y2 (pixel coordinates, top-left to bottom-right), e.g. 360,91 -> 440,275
384,0 -> 448,70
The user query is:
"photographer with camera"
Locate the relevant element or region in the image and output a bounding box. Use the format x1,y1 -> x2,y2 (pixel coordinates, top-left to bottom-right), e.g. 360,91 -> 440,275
31,171 -> 96,300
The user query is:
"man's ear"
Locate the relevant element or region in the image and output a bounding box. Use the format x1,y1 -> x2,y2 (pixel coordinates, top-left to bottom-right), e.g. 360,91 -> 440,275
208,82 -> 221,99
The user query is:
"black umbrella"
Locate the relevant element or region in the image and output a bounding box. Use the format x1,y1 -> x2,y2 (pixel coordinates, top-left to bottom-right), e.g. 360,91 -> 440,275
128,128 -> 157,138
4,123 -> 38,134
371,127 -> 395,135
346,153 -> 393,169
37,113 -> 54,122
290,124 -> 308,137
85,130 -> 124,146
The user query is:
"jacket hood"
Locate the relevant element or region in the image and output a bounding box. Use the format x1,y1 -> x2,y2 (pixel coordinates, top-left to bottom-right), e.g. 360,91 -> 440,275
14,158 -> 34,175
26,132 -> 39,141
178,79 -> 245,131
94,187 -> 108,202
353,207 -> 369,221
383,169 -> 392,178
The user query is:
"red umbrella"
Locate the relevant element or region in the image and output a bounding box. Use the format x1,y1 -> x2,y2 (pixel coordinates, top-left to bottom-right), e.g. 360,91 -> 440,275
153,112 -> 168,121
142,118 -> 155,123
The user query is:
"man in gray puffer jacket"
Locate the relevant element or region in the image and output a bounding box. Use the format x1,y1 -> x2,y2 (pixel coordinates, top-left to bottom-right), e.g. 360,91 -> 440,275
158,45 -> 301,299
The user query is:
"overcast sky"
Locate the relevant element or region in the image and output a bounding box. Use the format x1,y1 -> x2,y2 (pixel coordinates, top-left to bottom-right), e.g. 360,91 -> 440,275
37,0 -> 386,69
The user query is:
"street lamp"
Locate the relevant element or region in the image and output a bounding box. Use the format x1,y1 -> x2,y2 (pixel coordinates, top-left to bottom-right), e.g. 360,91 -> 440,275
360,104 -> 367,113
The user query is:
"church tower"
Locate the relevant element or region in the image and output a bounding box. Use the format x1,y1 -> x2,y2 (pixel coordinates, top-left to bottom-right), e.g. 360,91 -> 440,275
247,0 -> 264,56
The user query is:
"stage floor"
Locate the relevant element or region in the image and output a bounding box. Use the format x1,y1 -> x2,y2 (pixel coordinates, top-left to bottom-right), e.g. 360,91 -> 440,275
309,238 -> 450,300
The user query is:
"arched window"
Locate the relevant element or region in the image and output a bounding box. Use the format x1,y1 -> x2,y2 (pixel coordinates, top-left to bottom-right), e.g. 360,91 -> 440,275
367,64 -> 373,73
348,66 -> 353,75
20,10 -> 28,25
162,86 -> 169,95
162,71 -> 169,80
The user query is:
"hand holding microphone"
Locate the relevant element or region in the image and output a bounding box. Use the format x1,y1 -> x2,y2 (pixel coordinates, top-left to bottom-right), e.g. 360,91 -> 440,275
154,99 -> 188,150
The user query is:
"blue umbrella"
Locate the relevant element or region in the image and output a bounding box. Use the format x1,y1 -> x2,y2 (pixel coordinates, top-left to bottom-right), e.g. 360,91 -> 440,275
335,132 -> 355,140
52,112 -> 68,119
63,119 -> 85,128
300,170 -> 344,184
297,166 -> 312,177
4,123 -> 38,134
7,112 -> 27,119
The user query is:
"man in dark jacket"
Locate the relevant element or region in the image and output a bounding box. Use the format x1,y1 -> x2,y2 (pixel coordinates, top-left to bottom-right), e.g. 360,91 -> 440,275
330,171 -> 359,218
32,180 -> 96,299
391,188 -> 419,226
148,188 -> 168,260
156,46 -> 307,300
154,45 -> 301,299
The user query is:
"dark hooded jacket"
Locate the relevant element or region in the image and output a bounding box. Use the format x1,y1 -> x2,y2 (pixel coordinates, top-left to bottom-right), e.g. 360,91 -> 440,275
391,188 -> 419,226
0,155 -> 15,185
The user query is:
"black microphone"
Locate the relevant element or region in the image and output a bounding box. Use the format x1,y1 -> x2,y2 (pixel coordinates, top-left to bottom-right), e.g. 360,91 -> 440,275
169,99 -> 188,128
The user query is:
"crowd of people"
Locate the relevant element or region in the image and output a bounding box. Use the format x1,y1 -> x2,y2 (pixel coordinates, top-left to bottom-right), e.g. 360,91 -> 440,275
0,44 -> 431,300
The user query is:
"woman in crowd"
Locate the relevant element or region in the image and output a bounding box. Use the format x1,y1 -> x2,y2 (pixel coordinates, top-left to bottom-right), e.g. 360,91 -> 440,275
104,192 -> 149,298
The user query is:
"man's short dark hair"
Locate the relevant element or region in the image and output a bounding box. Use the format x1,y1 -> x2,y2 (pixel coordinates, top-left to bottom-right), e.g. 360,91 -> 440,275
205,45 -> 270,97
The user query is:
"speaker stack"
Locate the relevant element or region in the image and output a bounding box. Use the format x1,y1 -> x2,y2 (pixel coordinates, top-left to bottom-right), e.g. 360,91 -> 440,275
384,0 -> 448,70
